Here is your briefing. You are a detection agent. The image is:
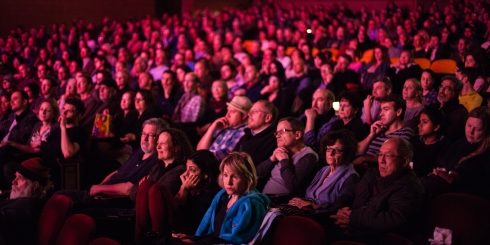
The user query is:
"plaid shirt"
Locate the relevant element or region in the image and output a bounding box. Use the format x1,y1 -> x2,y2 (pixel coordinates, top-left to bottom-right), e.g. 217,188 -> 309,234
209,124 -> 247,160
173,92 -> 205,123
423,89 -> 438,107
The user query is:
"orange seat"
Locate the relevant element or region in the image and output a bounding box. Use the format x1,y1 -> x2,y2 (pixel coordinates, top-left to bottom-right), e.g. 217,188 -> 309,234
430,59 -> 457,74
323,48 -> 339,62
390,57 -> 400,64
414,58 -> 431,69
286,46 -> 297,56
359,49 -> 373,63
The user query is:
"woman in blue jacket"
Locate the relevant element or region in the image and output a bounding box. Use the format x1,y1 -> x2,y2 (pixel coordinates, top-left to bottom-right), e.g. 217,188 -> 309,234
173,152 -> 270,244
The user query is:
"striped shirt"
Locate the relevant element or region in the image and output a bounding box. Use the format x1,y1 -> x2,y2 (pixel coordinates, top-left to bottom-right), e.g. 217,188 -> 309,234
366,126 -> 415,156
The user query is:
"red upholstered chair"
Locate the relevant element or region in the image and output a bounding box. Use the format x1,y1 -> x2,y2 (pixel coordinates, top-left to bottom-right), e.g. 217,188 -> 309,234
38,194 -> 74,245
272,215 -> 326,245
89,237 -> 121,245
56,214 -> 96,245
429,192 -> 490,245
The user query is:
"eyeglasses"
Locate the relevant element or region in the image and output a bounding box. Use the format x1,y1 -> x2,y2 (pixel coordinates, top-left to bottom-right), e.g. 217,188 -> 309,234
274,128 -> 294,136
141,133 -> 157,140
326,146 -> 344,155
377,153 -> 399,160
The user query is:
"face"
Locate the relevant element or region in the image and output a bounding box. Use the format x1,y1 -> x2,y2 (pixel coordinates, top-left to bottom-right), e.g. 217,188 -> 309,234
220,65 -> 233,80
120,93 -> 132,111
244,66 -> 257,83
134,92 -> 147,113
420,72 -> 433,90
275,120 -> 298,148
99,85 -> 112,101
222,165 -> 246,196
10,172 -> 34,199
325,140 -> 345,167
156,132 -> 174,161
247,102 -> 270,130
140,124 -> 158,154
183,74 -> 196,93
183,160 -> 203,181
10,91 -> 27,112
211,81 -> 226,99
418,113 -> 438,137
465,55 -> 476,67
465,117 -> 485,144
115,72 -> 127,89
378,140 -> 403,178
268,76 -> 280,91
437,79 -> 456,104
38,102 -> 54,122
402,80 -> 418,100
312,90 -> 332,115
399,51 -> 410,65
76,78 -> 89,94
379,101 -> 399,126
372,81 -> 389,99
338,98 -> 356,120
226,107 -> 246,127
138,73 -> 151,89
0,96 -> 9,112
161,73 -> 174,89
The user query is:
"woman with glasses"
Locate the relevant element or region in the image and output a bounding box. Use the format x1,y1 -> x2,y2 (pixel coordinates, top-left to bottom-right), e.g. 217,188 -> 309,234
287,130 -> 359,213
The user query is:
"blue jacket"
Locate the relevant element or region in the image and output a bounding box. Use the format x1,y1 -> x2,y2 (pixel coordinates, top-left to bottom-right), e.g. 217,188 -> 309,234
195,189 -> 270,244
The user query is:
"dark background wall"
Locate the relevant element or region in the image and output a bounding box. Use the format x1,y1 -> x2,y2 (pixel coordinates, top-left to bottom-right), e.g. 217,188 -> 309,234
0,0 -> 416,35
0,0 -> 153,35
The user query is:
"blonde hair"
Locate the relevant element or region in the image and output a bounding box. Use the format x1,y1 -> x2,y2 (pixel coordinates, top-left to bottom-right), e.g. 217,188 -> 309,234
218,152 -> 257,193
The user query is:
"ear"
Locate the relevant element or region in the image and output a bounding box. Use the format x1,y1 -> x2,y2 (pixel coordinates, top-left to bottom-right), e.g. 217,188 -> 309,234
265,113 -> 273,124
294,131 -> 302,140
396,108 -> 403,117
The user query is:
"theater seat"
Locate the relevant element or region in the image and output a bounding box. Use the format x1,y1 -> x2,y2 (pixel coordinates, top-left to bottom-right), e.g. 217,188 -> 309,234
56,214 -> 96,245
38,194 -> 73,245
429,192 -> 490,245
89,237 -> 121,245
430,59 -> 457,74
272,216 -> 326,245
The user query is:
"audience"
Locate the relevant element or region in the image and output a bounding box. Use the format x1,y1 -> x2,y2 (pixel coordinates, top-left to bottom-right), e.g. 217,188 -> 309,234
1,1 -> 490,243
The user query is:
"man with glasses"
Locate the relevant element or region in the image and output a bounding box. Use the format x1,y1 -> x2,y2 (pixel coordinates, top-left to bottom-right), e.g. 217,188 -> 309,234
236,100 -> 278,165
257,117 -> 318,199
331,137 -> 424,243
356,94 -> 414,165
88,118 -> 167,198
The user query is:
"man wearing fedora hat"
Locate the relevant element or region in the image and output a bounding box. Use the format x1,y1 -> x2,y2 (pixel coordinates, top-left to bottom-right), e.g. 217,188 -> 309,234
0,157 -> 53,244
197,95 -> 252,160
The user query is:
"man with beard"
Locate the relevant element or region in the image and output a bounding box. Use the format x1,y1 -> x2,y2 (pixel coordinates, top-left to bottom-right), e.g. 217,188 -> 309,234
0,157 -> 53,244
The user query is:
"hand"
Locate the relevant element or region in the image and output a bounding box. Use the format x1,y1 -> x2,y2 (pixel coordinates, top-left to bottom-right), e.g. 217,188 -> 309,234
305,108 -> 318,120
273,147 -> 289,161
288,197 -> 313,209
89,185 -> 101,196
330,207 -> 351,229
234,88 -> 246,96
363,95 -> 373,108
432,168 -> 458,184
58,115 -> 67,129
180,173 -> 199,191
120,133 -> 136,143
370,120 -> 385,136
172,233 -> 194,244
213,117 -> 229,129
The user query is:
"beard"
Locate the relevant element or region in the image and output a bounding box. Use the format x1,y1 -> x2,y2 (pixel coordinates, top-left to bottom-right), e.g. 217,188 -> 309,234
10,184 -> 35,199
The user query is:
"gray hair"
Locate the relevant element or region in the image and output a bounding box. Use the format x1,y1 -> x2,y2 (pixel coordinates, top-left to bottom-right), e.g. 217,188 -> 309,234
142,118 -> 169,134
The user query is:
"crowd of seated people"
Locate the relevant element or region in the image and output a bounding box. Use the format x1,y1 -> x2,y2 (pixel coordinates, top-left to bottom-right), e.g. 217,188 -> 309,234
1,0 -> 490,244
